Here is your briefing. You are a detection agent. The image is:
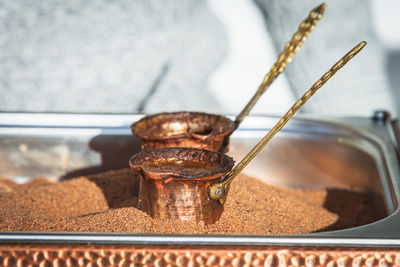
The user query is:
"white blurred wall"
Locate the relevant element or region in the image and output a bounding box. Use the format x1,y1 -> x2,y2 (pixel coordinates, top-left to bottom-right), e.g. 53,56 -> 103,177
207,0 -> 400,116
370,0 -> 400,50
207,0 -> 295,116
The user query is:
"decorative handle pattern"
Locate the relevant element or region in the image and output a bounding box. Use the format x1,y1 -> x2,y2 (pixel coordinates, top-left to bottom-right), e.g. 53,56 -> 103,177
234,3 -> 327,127
210,41 -> 367,204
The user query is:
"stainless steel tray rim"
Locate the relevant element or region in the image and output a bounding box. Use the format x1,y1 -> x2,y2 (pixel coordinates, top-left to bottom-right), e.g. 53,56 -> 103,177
1,232 -> 400,247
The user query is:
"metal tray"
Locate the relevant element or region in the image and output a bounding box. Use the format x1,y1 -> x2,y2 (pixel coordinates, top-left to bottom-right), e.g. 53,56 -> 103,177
1,112 -> 400,265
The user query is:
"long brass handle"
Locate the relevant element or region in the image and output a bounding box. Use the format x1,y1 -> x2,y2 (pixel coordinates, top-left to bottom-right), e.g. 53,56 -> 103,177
234,3 -> 326,128
210,41 -> 367,204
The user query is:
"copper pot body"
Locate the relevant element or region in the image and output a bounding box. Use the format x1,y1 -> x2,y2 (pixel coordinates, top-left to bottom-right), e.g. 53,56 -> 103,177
129,148 -> 234,225
131,112 -> 235,153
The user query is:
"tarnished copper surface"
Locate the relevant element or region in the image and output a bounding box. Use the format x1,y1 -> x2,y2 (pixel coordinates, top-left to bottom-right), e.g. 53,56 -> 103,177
1,244 -> 400,267
131,112 -> 235,152
129,148 -> 234,224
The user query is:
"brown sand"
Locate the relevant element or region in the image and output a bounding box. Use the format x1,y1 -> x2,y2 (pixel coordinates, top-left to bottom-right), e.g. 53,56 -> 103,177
0,176 -> 51,193
0,169 -> 383,234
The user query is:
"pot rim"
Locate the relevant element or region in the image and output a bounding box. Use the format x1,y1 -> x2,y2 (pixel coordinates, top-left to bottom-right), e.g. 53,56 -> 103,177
129,147 -> 234,180
131,111 -> 236,141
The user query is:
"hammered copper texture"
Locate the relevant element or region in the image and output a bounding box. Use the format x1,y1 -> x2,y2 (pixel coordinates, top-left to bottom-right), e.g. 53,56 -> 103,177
1,244 -> 400,267
137,174 -> 224,225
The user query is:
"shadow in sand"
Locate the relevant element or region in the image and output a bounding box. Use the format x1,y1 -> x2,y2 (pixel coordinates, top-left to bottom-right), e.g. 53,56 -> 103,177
60,133 -> 143,209
85,168 -> 141,209
317,188 -> 387,232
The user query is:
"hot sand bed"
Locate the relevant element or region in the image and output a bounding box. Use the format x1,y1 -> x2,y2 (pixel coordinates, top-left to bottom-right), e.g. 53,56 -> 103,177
0,169 -> 383,234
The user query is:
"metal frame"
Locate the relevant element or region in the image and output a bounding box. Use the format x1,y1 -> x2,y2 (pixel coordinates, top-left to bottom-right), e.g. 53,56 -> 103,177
0,112 -> 399,247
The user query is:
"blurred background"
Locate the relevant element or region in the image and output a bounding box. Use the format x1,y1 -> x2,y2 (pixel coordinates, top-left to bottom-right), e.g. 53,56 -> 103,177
0,0 -> 399,117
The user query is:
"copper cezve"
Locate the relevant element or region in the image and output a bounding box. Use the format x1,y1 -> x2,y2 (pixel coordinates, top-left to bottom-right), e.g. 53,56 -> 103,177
129,147 -> 234,225
131,4 -> 326,153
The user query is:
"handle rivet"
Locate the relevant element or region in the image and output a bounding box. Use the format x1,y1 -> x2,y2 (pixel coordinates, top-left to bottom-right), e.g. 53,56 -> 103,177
215,188 -> 222,196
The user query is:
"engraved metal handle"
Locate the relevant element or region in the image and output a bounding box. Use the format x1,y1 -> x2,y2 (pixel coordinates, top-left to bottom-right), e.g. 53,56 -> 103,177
234,3 -> 326,128
210,41 -> 367,204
